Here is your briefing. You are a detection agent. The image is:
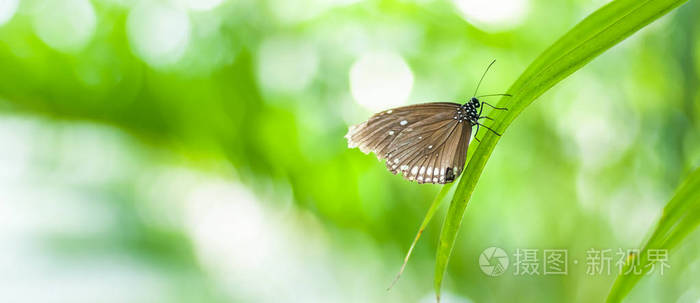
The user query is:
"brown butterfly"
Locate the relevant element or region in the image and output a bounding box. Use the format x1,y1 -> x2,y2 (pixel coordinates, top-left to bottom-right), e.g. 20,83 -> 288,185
345,60 -> 510,184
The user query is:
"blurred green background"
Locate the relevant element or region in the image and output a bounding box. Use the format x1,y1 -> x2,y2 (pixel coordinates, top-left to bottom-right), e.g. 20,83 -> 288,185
1,0 -> 699,302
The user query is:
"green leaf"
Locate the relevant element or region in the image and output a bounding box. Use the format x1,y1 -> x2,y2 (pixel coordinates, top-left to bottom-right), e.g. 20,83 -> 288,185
389,133 -> 479,290
606,167 -> 700,302
432,0 -> 690,301
388,183 -> 453,290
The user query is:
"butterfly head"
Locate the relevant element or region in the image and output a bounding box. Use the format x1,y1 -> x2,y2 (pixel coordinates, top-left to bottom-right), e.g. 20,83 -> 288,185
455,98 -> 481,125
470,97 -> 480,107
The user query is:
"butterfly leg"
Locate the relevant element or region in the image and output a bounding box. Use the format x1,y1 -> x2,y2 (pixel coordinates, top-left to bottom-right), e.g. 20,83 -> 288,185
482,102 -> 508,111
477,102 -> 503,139
476,123 -> 502,136
473,104 -> 487,141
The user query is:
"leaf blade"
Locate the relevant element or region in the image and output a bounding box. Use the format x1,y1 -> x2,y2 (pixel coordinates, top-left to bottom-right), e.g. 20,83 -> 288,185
433,0 -> 690,300
388,183 -> 453,290
606,167 -> 700,303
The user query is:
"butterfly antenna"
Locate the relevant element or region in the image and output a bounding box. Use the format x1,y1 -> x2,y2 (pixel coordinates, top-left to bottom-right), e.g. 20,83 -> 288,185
476,93 -> 512,98
473,59 -> 496,98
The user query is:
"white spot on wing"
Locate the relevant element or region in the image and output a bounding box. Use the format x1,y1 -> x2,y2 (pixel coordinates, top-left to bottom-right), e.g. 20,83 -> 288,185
400,120 -> 407,126
388,130 -> 395,136
410,166 -> 418,175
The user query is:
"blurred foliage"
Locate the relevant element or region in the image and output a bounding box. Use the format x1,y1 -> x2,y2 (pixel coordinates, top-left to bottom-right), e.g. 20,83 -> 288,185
608,166 -> 700,302
0,0 -> 699,302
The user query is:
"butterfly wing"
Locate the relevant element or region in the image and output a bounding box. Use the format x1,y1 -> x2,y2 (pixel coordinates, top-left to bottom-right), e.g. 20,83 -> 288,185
345,102 -> 472,184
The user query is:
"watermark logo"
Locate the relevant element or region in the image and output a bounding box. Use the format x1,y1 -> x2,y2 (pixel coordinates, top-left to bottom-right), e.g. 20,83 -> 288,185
479,247 -> 509,276
476,247 -> 669,277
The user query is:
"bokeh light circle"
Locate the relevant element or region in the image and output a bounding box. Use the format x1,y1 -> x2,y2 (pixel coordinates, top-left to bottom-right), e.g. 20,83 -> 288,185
178,0 -> 224,11
270,0 -> 362,24
256,36 -> 319,94
452,0 -> 530,31
0,0 -> 19,26
127,3 -> 191,68
32,0 -> 97,53
350,51 -> 414,111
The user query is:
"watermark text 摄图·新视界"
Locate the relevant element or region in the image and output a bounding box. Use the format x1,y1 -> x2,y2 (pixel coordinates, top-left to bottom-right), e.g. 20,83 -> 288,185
478,247 -> 670,277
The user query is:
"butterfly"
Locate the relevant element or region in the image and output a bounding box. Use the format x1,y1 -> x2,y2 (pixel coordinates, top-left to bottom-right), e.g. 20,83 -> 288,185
345,60 -> 510,184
